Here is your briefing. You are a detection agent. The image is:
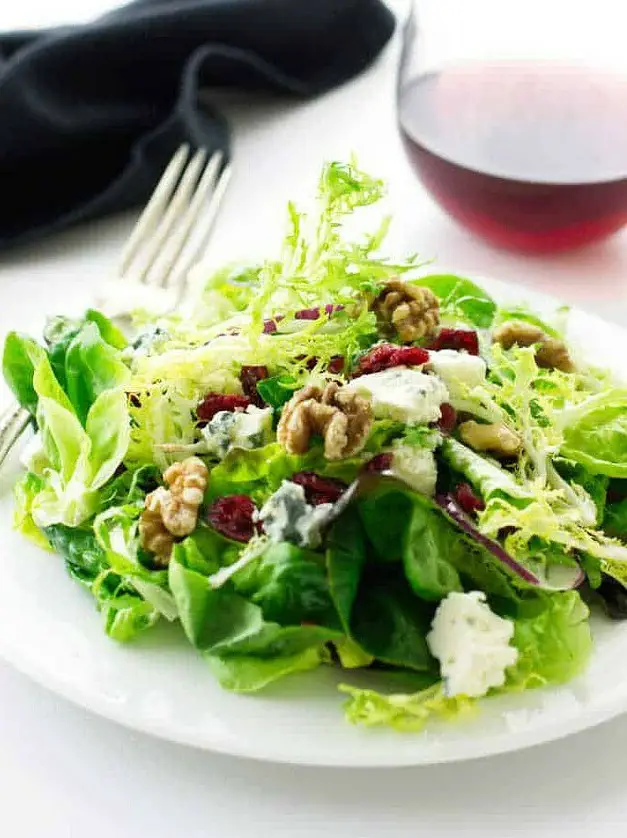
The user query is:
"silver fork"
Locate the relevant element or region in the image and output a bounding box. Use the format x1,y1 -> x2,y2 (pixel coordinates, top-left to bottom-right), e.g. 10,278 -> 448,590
0,144 -> 232,467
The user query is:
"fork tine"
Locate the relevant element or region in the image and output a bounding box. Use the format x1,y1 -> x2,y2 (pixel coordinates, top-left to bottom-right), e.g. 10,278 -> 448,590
136,148 -> 208,286
147,150 -> 223,289
0,405 -> 30,468
118,144 -> 190,278
169,163 -> 233,299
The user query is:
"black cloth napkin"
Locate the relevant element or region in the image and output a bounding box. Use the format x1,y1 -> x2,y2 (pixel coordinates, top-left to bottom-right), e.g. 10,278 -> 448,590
0,0 -> 395,251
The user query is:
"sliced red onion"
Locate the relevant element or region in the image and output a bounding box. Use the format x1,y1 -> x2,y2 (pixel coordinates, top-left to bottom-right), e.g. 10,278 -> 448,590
436,493 -> 584,591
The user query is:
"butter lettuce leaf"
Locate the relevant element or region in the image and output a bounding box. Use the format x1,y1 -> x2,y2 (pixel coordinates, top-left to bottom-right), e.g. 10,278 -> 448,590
561,390 -> 627,477
340,682 -> 474,732
30,357 -> 130,527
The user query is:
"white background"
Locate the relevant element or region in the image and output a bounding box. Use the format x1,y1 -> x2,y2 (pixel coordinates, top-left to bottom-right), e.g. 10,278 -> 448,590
2,1 -> 627,836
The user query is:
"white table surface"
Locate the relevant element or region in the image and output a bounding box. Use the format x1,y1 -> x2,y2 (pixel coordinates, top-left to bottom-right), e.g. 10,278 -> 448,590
2,2 -> 627,836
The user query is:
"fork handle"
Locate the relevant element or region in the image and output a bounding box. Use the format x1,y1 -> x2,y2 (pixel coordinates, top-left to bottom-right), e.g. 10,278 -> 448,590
0,404 -> 31,468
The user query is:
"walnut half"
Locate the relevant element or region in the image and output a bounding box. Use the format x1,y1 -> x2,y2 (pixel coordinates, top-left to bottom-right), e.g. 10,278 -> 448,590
374,279 -> 439,343
492,320 -> 574,373
459,420 -> 521,459
139,456 -> 209,566
277,382 -> 373,460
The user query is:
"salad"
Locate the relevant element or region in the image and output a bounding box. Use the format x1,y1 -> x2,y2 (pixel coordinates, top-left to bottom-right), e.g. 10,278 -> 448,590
4,159 -> 627,733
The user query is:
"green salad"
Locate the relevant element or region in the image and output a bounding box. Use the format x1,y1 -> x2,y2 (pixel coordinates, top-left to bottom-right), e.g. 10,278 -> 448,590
5,160 -> 627,733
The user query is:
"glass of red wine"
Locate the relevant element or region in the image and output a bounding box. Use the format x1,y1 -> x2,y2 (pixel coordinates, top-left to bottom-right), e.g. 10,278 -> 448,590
397,0 -> 627,253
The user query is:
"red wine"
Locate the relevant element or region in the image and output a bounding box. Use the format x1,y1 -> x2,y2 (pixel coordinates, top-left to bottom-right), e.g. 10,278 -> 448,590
399,63 -> 627,252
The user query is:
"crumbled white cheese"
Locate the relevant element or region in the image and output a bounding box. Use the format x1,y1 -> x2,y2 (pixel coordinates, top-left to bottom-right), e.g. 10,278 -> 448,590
201,406 -> 273,459
428,350 -> 487,392
390,444 -> 438,496
255,480 -> 334,548
127,327 -> 171,360
346,368 -> 448,425
427,591 -> 518,698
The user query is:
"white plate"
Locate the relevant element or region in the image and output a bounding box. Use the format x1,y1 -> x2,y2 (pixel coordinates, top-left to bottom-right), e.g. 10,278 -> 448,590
1,274 -> 627,767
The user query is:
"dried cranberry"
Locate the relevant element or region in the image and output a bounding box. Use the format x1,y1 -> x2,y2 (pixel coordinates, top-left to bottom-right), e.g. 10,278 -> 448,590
436,403 -> 457,435
428,328 -> 479,356
296,354 -> 344,374
294,304 -> 344,321
263,316 -> 284,334
197,393 -> 251,422
328,355 -> 345,374
354,344 -> 430,376
207,495 -> 260,542
365,453 -> 394,473
240,365 -> 269,407
295,307 -> 321,321
454,483 -> 485,515
291,472 -> 347,505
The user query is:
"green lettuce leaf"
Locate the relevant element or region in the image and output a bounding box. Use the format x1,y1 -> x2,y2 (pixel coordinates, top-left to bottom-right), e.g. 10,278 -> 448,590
207,442 -> 363,505
412,274 -> 496,328
402,495 -> 464,600
206,647 -> 327,692
62,322 -> 131,425
2,332 -> 47,415
256,375 -> 299,410
326,509 -> 436,672
357,486 -> 462,599
561,390 -> 627,477
13,472 -> 51,550
169,546 -> 339,692
507,591 -> 592,689
30,357 -> 130,527
340,682 -> 474,732
232,541 -> 341,628
44,524 -> 160,641
441,438 -> 531,501
604,498 -> 627,539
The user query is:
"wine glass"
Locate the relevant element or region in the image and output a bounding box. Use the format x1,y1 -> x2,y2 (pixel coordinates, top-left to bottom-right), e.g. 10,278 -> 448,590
397,0 -> 627,253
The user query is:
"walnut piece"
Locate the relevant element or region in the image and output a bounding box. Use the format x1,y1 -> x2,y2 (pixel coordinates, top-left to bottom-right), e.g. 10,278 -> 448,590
459,420 -> 521,458
374,279 -> 439,343
139,488 -> 174,567
139,456 -> 209,564
277,382 -> 373,460
492,320 -> 574,373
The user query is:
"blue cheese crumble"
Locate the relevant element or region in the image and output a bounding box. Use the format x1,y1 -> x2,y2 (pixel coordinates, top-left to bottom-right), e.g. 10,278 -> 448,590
201,406 -> 273,459
427,591 -> 518,698
255,480 -> 334,548
346,368 -> 448,425
391,444 -> 438,496
428,350 -> 486,393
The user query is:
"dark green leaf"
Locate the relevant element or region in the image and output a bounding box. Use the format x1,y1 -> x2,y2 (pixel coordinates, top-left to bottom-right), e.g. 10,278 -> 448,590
44,524 -> 108,577
603,498 -> 627,539
326,509 -> 436,673
357,488 -> 413,562
2,332 -> 47,414
402,498 -> 463,600
256,375 -> 299,410
234,541 -> 341,628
